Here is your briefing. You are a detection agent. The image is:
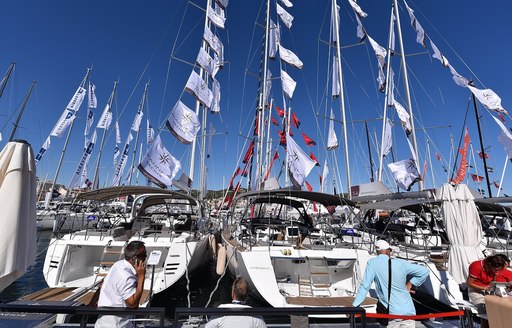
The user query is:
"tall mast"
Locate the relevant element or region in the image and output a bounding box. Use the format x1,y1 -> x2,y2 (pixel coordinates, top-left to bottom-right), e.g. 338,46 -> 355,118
127,82 -> 149,185
392,0 -> 422,190
332,0 -> 351,198
364,121 -> 375,182
0,63 -> 15,100
9,81 -> 36,142
92,80 -> 118,189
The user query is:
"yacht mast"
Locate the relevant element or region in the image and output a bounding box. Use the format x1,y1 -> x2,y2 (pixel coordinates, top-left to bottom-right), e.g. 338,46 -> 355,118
127,82 -> 149,185
9,81 -> 36,142
0,63 -> 15,100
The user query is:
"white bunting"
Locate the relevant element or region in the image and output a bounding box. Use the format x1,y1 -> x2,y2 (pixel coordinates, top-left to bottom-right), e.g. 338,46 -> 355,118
113,145 -> 120,167
112,133 -> 133,186
467,85 -> 508,115
382,118 -> 393,157
215,0 -> 229,9
269,20 -> 280,59
276,3 -> 293,29
327,109 -> 339,150
88,82 -> 97,108
491,115 -> 512,140
203,27 -> 223,56
367,35 -> 387,92
138,134 -> 181,188
147,119 -> 155,145
196,47 -> 216,77
211,78 -> 221,113
403,0 -> 426,48
166,100 -> 201,144
279,45 -> 303,69
448,64 -> 469,87
286,134 -> 317,188
130,106 -> 144,132
115,121 -> 121,144
264,69 -> 272,106
185,70 -> 213,108
70,131 -> 97,188
355,14 -> 366,42
332,56 -> 340,98
279,0 -> 293,8
388,159 -> 421,191
97,103 -> 111,129
35,136 -> 51,164
394,101 -> 412,135
348,0 -> 367,18
387,68 -> 395,107
331,3 -> 340,45
66,87 -> 87,112
84,108 -> 94,136
280,69 -> 296,99
429,39 -> 449,67
213,52 -> 223,77
321,160 -> 329,193
50,109 -> 76,137
208,4 -> 226,29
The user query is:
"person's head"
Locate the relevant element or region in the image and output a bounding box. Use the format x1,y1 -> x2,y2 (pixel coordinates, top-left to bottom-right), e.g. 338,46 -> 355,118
232,276 -> 249,302
483,255 -> 507,274
375,239 -> 392,256
124,241 -> 147,265
494,254 -> 510,268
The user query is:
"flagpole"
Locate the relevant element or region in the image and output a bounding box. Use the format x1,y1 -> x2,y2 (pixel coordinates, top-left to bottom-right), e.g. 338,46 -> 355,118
470,83 -> 492,197
9,81 -> 36,142
127,82 -> 149,186
0,63 -> 15,100
498,156 -> 508,197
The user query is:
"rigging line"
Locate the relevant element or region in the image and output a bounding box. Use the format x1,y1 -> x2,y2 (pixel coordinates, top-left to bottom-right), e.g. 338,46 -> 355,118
408,2 -> 486,89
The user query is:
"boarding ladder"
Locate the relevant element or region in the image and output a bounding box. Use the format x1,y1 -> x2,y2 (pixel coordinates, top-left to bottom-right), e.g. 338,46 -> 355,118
93,241 -> 127,284
306,257 -> 331,297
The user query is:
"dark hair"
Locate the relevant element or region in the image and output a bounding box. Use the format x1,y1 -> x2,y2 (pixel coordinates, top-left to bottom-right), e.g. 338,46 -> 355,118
124,241 -> 145,260
232,276 -> 249,302
495,254 -> 511,265
485,255 -> 507,269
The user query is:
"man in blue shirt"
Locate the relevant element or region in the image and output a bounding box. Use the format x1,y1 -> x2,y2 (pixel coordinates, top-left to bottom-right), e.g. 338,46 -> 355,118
352,240 -> 429,327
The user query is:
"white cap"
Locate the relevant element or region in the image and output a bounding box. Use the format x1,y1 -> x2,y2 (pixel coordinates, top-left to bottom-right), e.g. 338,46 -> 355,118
375,239 -> 391,251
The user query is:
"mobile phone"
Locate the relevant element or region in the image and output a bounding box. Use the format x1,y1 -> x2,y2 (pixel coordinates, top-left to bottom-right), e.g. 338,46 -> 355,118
135,259 -> 140,265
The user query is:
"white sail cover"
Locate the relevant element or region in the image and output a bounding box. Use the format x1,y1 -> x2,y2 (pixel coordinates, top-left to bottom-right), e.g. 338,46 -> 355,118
88,82 -> 97,108
403,0 -> 426,48
279,0 -> 293,8
138,134 -> 181,188
97,103 -> 112,129
208,4 -> 226,29
393,101 -> 412,134
69,130 -> 97,188
279,45 -> 303,69
203,26 -> 223,56
166,100 -> 201,144
211,78 -> 221,113
130,106 -> 144,132
437,183 -> 483,284
332,56 -> 340,98
327,109 -> 339,150
185,70 -> 213,108
448,64 -> 469,87
387,159 -> 420,191
112,133 -> 133,186
269,20 -> 280,59
321,160 -> 329,193
66,86 -> 87,112
50,109 -> 76,137
382,118 -> 393,157
0,141 -> 37,293
467,85 -> 508,115
280,69 -> 296,99
429,39 -> 449,67
276,3 -> 293,29
286,134 -> 316,188
35,136 -> 51,164
196,47 -> 216,77
348,0 -> 367,18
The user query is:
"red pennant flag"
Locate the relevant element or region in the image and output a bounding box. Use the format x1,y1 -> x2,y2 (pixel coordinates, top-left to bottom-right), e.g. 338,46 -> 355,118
271,116 -> 279,126
288,128 -> 294,136
471,174 -> 484,182
494,181 -> 503,190
234,167 -> 242,177
276,106 -> 285,117
301,132 -> 316,146
273,151 -> 279,160
421,161 -> 427,182
242,167 -> 249,177
436,153 -> 441,161
478,151 -> 490,159
319,174 -> 323,186
305,181 -> 313,191
264,150 -> 281,180
253,113 -> 259,136
278,130 -> 287,146
242,141 -> 254,164
291,112 -> 301,128
451,129 -> 470,184
499,113 -> 506,123
309,152 -> 320,166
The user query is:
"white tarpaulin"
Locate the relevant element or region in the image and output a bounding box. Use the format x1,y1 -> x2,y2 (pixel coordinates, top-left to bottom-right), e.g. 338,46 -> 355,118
437,183 -> 483,285
0,141 -> 37,293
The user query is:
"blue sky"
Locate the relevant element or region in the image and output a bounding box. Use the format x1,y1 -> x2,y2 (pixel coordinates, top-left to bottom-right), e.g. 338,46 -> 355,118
1,0 -> 511,196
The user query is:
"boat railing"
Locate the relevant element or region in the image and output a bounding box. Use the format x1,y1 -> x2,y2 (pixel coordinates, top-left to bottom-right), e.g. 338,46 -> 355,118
174,306 -> 368,327
0,303 -> 166,328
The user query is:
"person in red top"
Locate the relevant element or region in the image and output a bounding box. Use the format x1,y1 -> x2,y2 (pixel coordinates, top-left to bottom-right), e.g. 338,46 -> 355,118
494,254 -> 512,282
466,255 -> 506,314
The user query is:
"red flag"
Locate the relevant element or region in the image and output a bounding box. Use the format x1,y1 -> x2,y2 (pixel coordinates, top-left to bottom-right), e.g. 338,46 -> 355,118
276,106 -> 285,117
242,141 -> 254,164
436,153 -> 441,161
451,129 -> 470,184
242,167 -> 249,177
291,112 -> 300,128
273,151 -> 279,160
278,130 -> 287,146
478,151 -> 490,159
271,116 -> 279,126
494,181 -> 503,190
264,151 -> 281,180
421,161 -> 427,182
234,167 -> 242,177
309,152 -> 320,166
319,174 -> 323,186
253,113 -> 259,136
288,128 -> 294,136
499,113 -> 506,123
305,181 -> 313,191
301,132 -> 316,146
471,174 -> 484,182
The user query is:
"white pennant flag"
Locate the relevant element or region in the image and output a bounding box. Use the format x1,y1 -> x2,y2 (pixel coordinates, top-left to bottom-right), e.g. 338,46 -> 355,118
367,35 -> 386,91
331,3 -> 340,45
382,118 -> 393,157
429,39 -> 449,67
66,86 -> 87,112
388,159 -> 421,191
279,0 -> 293,8
147,119 -> 155,145
387,68 -> 395,107
70,130 -> 97,188
348,0 -> 367,18
403,0 -> 426,48
115,121 -> 121,144
448,64 -> 469,87
97,103 -> 111,129
321,160 -> 329,193
286,134 -> 317,188
166,100 -> 201,144
264,69 -> 272,106
185,70 -> 213,108
355,14 -> 366,42
113,145 -> 120,167
276,3 -> 293,29
203,26 -> 223,56
211,78 -> 221,113
138,135 -> 181,188
50,109 -> 76,137
269,19 -> 280,59
498,132 -> 512,160
35,136 -> 51,164
279,45 -> 303,69
393,101 -> 412,135
280,69 -> 296,99
491,115 -> 512,140
130,106 -> 144,132
327,109 -> 339,150
332,56 -> 340,98
112,133 -> 133,186
196,47 -> 216,77
208,4 -> 226,29
467,85 -> 508,115
88,82 -> 97,108
84,108 -> 94,136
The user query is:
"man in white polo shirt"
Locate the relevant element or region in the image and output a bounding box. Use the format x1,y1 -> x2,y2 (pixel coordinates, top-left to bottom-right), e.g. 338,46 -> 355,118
95,241 -> 147,328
